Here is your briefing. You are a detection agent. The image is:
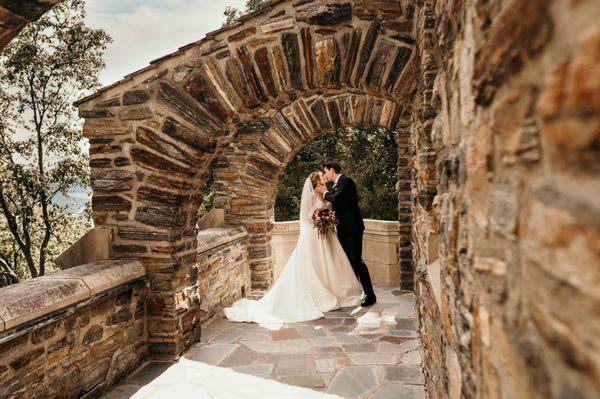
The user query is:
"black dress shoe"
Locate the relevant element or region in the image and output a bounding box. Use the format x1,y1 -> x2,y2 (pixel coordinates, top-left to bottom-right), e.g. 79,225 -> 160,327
361,295 -> 377,307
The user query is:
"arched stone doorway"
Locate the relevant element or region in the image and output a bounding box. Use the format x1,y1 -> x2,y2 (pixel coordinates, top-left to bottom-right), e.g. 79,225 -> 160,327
212,93 -> 415,291
74,0 -> 436,358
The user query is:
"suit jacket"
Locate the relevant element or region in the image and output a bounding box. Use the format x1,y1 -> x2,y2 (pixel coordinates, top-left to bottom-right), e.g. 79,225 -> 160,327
324,175 -> 365,237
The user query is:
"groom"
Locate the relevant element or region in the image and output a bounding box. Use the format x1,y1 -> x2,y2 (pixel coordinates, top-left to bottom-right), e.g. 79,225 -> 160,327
316,160 -> 377,307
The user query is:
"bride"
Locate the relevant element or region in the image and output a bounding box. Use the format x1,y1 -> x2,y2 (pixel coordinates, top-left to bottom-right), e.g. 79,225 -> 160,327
224,172 -> 364,324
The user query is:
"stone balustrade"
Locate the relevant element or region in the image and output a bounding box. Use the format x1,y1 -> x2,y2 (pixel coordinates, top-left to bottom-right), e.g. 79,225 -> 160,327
54,226 -> 114,270
196,208 -> 225,231
271,219 -> 402,286
196,226 -> 251,324
0,260 -> 146,398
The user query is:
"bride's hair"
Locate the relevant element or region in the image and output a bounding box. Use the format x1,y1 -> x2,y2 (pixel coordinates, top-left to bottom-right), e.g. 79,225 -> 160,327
309,172 -> 321,188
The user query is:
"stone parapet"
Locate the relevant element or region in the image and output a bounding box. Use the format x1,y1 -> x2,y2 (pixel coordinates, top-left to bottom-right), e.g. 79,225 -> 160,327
363,220 -> 401,286
0,260 -> 145,332
197,226 -> 247,254
0,260 -> 147,398
196,226 -> 251,324
196,208 -> 225,231
54,226 -> 114,270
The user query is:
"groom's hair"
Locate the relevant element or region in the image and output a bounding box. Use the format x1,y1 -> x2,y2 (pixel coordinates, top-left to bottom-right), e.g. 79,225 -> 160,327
322,160 -> 341,173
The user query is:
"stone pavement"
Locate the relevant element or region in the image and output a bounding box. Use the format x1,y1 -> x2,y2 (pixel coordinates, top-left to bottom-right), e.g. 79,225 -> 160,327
102,286 -> 426,399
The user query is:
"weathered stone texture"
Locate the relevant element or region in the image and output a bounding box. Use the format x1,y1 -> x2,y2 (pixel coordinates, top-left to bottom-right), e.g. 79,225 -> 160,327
0,283 -> 146,399
196,227 -> 251,322
74,0 -> 419,300
414,1 -> 600,399
57,1 -> 600,396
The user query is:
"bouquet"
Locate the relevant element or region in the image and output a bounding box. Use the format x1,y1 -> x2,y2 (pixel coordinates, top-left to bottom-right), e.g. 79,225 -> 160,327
312,207 -> 339,239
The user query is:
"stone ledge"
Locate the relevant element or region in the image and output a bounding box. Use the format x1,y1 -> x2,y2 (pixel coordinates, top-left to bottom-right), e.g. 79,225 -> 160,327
0,260 -> 145,332
272,221 -> 300,233
364,219 -> 400,232
273,219 -> 400,234
197,226 -> 248,255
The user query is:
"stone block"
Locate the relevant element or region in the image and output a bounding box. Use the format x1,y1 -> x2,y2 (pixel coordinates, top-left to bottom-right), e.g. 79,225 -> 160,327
119,106 -> 153,120
297,4 -> 353,26
0,278 -> 89,330
43,260 -> 145,296
354,0 -> 403,21
122,89 -> 150,105
197,226 -> 248,255
82,119 -> 132,138
261,17 -> 294,33
54,227 -> 113,270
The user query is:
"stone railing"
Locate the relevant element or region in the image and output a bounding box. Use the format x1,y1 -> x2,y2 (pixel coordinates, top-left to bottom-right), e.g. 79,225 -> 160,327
196,208 -> 225,231
0,260 -> 146,399
271,219 -> 402,286
196,226 -> 250,323
54,226 -> 114,270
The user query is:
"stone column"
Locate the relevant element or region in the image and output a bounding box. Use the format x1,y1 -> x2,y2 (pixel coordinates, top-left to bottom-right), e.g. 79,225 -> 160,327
80,82 -> 221,359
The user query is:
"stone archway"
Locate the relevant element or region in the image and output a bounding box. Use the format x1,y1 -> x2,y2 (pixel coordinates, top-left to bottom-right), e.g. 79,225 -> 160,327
5,1 -> 600,397
75,0 -> 436,358
212,93 -> 415,291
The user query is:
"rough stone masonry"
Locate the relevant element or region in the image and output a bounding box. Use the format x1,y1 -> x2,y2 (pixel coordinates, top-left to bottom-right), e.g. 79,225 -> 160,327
75,0 -> 421,360
0,0 -> 598,398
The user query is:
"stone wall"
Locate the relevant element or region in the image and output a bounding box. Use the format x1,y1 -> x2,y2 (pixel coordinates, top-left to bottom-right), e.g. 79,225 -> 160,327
0,261 -> 147,399
74,0 -> 419,357
414,0 -> 600,398
271,219 -> 402,286
147,226 -> 250,359
197,227 -> 250,322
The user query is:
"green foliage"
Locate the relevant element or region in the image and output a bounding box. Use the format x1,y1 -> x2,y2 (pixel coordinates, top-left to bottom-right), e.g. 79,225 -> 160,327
197,173 -> 215,220
222,0 -> 268,26
0,0 -> 111,286
275,127 -> 399,221
222,6 -> 242,27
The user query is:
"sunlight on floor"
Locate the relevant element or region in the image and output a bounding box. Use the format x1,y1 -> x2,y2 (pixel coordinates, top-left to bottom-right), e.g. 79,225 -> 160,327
129,358 -> 345,399
103,286 -> 425,399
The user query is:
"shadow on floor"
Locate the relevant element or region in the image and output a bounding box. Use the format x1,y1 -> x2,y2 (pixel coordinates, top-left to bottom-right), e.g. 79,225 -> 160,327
102,286 -> 426,399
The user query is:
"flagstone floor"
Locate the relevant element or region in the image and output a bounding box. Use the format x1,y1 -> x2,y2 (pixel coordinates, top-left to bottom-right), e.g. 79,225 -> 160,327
102,286 -> 426,399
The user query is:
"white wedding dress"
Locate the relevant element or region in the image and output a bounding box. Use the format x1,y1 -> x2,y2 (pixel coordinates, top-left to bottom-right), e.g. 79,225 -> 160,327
224,177 -> 363,324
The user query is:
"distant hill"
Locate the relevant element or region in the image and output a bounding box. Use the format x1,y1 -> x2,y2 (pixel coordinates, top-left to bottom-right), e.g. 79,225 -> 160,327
52,185 -> 91,212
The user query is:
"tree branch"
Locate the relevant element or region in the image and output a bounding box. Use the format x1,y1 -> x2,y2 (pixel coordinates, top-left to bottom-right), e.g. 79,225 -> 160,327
0,256 -> 20,284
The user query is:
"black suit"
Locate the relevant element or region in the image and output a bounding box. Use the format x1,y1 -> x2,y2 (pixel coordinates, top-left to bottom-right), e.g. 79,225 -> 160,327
324,175 -> 375,299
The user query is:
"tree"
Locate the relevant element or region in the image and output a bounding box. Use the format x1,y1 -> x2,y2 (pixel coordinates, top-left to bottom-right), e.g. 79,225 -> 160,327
0,0 -> 111,286
275,127 -> 399,221
223,0 -> 268,26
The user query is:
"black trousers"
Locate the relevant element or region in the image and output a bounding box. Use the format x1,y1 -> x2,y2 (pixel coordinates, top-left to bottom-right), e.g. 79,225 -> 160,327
338,229 -> 375,298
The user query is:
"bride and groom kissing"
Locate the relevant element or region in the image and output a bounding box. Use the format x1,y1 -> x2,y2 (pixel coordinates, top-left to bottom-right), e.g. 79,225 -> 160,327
225,160 -> 377,324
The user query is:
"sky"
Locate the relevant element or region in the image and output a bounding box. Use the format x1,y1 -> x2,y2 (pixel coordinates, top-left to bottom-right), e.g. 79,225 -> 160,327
85,0 -> 247,86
